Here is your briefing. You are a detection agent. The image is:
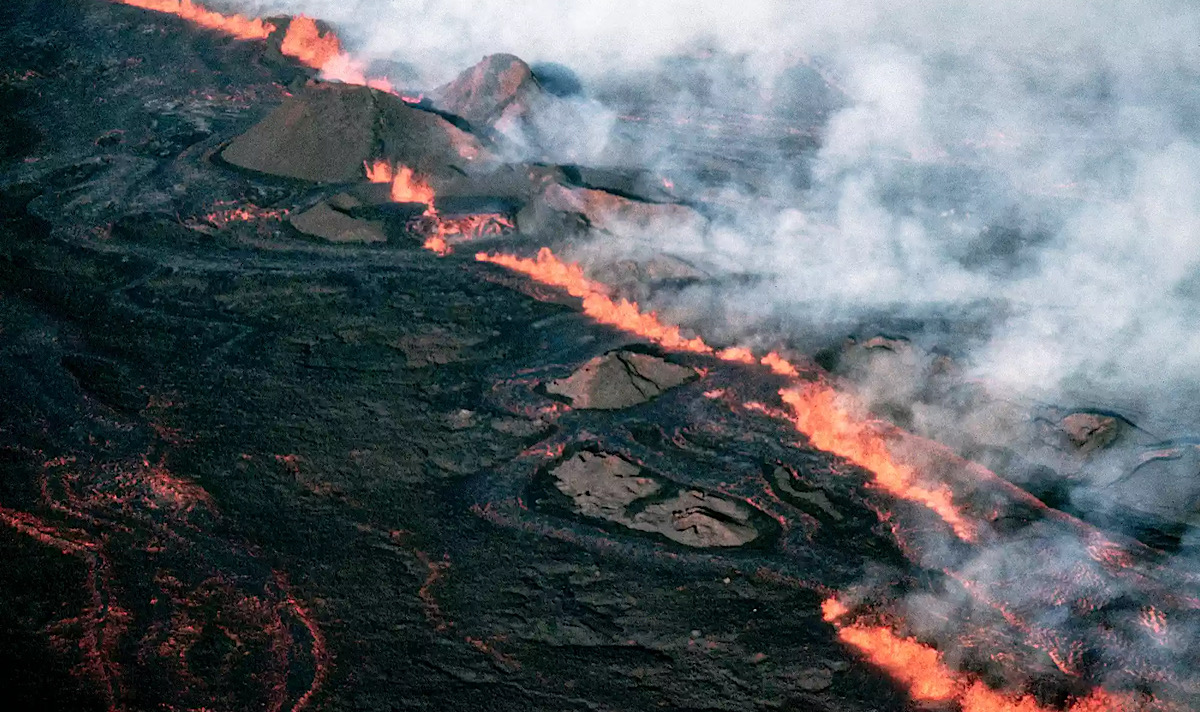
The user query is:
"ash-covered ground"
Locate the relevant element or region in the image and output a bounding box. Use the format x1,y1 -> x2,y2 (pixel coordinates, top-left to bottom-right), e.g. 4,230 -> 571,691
2,2 -> 1199,711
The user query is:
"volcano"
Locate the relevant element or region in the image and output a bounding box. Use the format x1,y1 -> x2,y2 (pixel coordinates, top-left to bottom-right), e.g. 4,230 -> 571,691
1,2 -> 1198,712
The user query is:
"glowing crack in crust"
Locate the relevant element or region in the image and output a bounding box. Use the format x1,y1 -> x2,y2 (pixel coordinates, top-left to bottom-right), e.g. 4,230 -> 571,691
475,246 -> 977,540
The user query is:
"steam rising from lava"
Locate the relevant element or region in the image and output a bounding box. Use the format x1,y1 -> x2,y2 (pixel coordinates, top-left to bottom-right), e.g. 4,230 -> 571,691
108,0 -> 1200,706
225,0 -> 1200,419
823,598 -> 1154,712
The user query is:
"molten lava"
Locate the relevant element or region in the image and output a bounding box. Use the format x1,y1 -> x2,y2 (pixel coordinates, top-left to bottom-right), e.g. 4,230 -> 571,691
838,624 -> 959,701
365,160 -> 436,205
821,597 -> 850,622
93,7 -> 1184,705
475,247 -> 975,539
365,162 -> 514,255
280,15 -> 393,90
279,16 -> 342,73
824,599 -> 1156,712
363,159 -> 394,185
195,200 -> 288,229
116,0 -> 275,39
780,384 -> 976,541
410,213 -> 514,254
0,451 -> 330,711
762,351 -> 801,377
716,346 -> 756,364
476,248 -> 713,353
477,250 -> 804,367
423,235 -> 450,256
118,1 -> 398,91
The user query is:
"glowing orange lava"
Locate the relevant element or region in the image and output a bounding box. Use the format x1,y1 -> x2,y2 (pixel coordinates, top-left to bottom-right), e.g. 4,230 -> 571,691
363,159 -> 393,185
423,235 -> 450,256
117,0 -> 275,39
195,200 -> 288,229
780,383 -> 976,541
388,167 -> 435,205
475,250 -> 812,369
280,15 -> 375,87
118,1 -> 398,91
475,247 -> 975,538
365,162 -> 513,255
762,351 -> 800,377
715,347 -> 801,376
278,16 -> 398,91
717,346 -> 756,363
365,160 -> 436,205
837,624 -> 959,701
279,16 -> 341,71
821,597 -> 850,622
824,599 -> 1151,712
476,248 -> 711,353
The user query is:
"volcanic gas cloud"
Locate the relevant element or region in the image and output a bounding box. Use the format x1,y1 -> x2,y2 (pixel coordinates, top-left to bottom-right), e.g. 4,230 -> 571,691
16,2 -> 1200,712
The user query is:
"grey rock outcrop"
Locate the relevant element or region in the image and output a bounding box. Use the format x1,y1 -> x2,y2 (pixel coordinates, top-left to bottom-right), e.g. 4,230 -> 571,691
547,351 -> 695,410
517,182 -> 706,239
550,451 -> 764,548
434,54 -> 542,134
289,201 -> 385,243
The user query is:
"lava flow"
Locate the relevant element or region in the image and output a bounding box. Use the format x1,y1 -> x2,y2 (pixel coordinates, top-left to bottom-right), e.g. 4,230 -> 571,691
114,1 -> 396,90
366,160 -> 436,205
115,0 -> 275,39
476,247 -> 714,353
822,600 -> 1165,712
474,246 -> 1199,706
0,447 -> 330,711
475,246 -> 976,539
193,200 -> 289,229
474,248 -> 795,365
280,15 -> 393,91
780,384 -> 976,541
368,161 -> 514,254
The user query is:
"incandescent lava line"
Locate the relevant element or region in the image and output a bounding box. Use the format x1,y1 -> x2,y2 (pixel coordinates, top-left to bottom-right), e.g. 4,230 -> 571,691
475,246 -> 978,540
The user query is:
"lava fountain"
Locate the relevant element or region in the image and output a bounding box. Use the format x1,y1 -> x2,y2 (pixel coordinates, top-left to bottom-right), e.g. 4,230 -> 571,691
367,161 -> 513,254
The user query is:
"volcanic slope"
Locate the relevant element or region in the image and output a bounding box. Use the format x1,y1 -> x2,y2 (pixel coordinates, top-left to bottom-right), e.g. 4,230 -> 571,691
3,2 -> 1198,712
0,2 -> 913,711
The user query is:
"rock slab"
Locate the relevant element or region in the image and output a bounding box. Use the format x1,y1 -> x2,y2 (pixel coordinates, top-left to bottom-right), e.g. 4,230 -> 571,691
547,351 -> 695,410
551,451 -> 762,547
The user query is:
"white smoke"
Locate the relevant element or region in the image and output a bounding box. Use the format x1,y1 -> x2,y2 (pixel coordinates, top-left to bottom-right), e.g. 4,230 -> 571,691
222,0 -> 1200,509
197,0 -> 1200,699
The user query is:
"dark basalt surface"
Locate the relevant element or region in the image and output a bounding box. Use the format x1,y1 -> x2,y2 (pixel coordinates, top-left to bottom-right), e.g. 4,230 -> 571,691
3,2 -> 1193,711
0,3 -> 907,711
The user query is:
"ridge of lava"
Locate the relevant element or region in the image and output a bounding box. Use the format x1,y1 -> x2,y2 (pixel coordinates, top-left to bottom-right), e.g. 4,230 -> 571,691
1,2 -> 1194,712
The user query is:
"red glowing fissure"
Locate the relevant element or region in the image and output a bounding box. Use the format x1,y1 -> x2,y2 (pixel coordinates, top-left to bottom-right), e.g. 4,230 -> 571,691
821,599 -> 1161,712
474,244 -> 1175,709
1,451 -> 330,711
474,246 -> 976,539
366,161 -> 514,254
97,3 -> 1177,708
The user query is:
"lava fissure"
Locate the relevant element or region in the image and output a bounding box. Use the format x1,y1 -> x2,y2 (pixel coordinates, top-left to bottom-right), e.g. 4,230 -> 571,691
475,246 -> 980,540
0,448 -> 331,711
115,0 -> 275,40
474,244 -> 1193,709
821,599 -> 1166,712
365,160 -> 515,254
115,1 -> 398,92
16,2 -> 1194,710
